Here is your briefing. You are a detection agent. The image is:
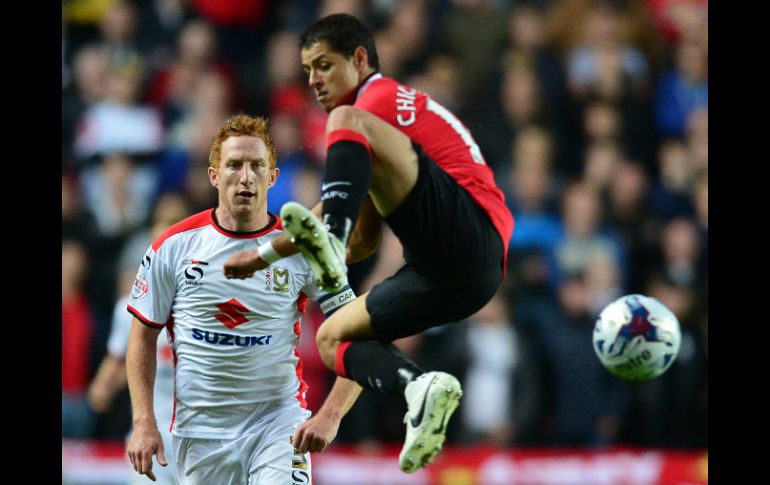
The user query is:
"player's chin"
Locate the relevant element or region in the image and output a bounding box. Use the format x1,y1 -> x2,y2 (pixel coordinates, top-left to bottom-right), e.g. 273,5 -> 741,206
319,97 -> 336,112
230,203 -> 257,217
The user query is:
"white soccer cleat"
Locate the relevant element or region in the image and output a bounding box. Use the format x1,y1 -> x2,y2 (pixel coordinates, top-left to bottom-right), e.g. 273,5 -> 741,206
280,202 -> 348,292
399,371 -> 463,473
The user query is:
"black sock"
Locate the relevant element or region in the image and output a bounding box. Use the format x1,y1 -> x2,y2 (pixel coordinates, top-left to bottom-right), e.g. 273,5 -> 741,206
340,340 -> 425,396
321,137 -> 372,244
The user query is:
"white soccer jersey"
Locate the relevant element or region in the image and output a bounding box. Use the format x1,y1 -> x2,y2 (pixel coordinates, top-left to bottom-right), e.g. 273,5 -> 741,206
108,295 -> 175,430
127,209 -> 327,440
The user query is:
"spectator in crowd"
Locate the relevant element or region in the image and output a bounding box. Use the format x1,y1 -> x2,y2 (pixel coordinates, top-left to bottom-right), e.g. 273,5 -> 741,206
378,0 -> 432,78
583,139 -> 623,194
506,127 -> 562,254
406,54 -> 462,113
566,2 -> 650,102
74,62 -> 165,161
63,240 -> 97,439
147,19 -> 239,129
650,139 -> 696,220
692,172 -> 707,233
503,2 -> 565,117
540,273 -> 627,446
659,217 -> 704,290
655,40 -> 708,138
583,99 -> 621,144
438,0 -> 510,114
685,106 -> 708,173
606,161 -> 658,292
461,293 -> 519,445
551,182 -> 626,290
478,64 -> 553,173
99,0 -> 145,71
80,153 -> 159,239
63,45 -> 110,162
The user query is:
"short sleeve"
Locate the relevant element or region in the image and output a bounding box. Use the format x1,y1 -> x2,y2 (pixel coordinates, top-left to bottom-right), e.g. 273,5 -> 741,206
127,245 -> 176,328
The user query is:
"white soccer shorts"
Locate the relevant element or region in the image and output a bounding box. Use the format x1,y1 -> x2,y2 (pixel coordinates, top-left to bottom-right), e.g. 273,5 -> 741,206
172,402 -> 312,485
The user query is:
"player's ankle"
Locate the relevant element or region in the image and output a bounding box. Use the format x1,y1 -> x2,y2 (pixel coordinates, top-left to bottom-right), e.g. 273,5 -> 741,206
323,214 -> 352,246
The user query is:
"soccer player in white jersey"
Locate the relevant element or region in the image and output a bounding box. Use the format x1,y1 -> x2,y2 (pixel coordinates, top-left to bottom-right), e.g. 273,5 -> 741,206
125,114 -> 364,484
89,290 -> 175,485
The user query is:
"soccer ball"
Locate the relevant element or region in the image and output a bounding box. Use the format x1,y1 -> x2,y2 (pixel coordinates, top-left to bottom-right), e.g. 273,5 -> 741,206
593,294 -> 681,381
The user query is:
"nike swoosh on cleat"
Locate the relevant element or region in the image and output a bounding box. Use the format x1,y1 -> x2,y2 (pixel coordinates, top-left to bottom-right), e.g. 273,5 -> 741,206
321,181 -> 352,191
433,406 -> 451,434
410,386 -> 430,428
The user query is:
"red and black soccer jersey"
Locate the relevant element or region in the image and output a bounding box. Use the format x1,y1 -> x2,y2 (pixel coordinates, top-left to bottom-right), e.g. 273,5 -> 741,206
353,73 -> 514,253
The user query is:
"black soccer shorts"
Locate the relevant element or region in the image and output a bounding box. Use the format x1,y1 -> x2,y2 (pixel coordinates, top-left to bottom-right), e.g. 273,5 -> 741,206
366,142 -> 505,341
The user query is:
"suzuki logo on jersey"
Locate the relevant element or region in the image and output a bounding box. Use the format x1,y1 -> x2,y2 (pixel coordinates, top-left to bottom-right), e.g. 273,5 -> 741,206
191,328 -> 272,347
183,260 -> 209,287
214,298 -> 251,328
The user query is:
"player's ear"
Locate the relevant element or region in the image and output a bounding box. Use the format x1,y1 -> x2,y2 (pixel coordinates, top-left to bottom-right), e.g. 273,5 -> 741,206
208,166 -> 219,187
353,46 -> 367,69
268,167 -> 280,188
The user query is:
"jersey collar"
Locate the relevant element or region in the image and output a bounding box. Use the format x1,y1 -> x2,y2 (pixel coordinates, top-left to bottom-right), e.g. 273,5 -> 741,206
355,72 -> 383,102
209,209 -> 280,239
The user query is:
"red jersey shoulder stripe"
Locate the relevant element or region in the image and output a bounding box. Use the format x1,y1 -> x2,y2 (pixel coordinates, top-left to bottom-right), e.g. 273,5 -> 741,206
151,210 -> 212,251
152,210 -> 282,250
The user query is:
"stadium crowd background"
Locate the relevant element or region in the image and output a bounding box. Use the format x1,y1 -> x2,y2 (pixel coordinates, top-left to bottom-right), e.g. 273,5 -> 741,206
62,0 -> 707,452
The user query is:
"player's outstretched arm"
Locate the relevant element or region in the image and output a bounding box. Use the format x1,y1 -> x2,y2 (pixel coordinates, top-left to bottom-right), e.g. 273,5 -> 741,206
292,377 -> 363,453
223,233 -> 298,279
126,319 -> 167,481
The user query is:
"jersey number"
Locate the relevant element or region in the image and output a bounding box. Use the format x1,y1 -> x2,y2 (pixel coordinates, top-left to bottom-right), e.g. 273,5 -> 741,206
426,98 -> 486,165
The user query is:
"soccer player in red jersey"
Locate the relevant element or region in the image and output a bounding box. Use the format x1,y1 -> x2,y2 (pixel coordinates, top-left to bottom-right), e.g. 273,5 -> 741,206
225,13 -> 514,472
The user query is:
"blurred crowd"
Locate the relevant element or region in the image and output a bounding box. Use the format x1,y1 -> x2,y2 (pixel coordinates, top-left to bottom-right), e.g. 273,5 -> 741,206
62,0 -> 708,450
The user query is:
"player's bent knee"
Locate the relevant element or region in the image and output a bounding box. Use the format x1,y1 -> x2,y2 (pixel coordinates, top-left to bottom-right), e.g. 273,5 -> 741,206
326,105 -> 366,133
315,325 -> 338,369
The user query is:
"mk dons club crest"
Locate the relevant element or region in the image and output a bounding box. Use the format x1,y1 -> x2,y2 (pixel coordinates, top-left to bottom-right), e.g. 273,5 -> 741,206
265,266 -> 291,293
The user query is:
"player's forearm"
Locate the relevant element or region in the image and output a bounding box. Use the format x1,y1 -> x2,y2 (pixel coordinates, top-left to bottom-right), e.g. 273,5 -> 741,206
126,319 -> 160,425
348,197 -> 382,262
316,377 -> 363,421
91,355 -> 127,396
270,232 -> 300,259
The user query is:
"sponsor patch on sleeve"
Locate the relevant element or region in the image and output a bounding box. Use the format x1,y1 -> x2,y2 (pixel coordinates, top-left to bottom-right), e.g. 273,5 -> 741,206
131,273 -> 149,299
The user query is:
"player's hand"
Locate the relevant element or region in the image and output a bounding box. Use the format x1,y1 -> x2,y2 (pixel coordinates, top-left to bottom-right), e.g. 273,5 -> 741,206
127,421 -> 168,481
223,250 -> 266,279
292,412 -> 341,453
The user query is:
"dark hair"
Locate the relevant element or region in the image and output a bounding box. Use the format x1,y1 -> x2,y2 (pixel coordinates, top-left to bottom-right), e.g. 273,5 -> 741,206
300,13 -> 379,70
